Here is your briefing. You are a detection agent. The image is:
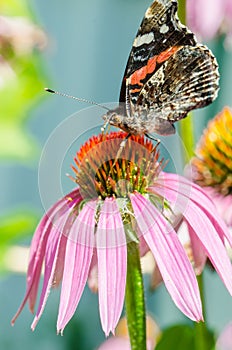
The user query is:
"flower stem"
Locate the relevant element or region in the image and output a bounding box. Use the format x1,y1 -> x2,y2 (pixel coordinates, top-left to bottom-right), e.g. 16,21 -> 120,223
177,0 -> 195,163
125,241 -> 146,350
177,0 -> 186,24
179,115 -> 195,162
194,274 -> 209,350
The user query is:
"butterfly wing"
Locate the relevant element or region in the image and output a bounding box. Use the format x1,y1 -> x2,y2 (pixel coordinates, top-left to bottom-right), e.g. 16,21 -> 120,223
119,0 -> 219,135
132,44 -> 219,134
119,0 -> 196,105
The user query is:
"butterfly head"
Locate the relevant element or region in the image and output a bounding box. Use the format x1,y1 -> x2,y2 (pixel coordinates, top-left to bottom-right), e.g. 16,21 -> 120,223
102,107 -> 132,133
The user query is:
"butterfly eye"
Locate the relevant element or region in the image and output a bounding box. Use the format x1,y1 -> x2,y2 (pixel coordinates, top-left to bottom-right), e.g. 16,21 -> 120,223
110,113 -> 120,123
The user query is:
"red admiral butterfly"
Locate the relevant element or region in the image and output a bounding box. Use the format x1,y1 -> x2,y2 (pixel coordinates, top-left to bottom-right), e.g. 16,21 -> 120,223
102,0 -> 219,136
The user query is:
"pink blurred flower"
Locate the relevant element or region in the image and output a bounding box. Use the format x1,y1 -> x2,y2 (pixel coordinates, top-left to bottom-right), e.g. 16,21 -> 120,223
98,337 -> 154,350
98,337 -> 133,350
12,132 -> 232,335
0,15 -> 47,55
186,0 -> 232,45
216,322 -> 232,350
98,314 -> 159,349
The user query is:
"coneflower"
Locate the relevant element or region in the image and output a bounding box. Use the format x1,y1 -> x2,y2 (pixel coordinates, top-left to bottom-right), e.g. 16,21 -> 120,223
12,131 -> 232,337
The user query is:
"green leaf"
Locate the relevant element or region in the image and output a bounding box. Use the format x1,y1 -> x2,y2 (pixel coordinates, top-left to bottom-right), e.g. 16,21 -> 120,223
0,210 -> 38,272
0,210 -> 38,246
0,123 -> 39,160
156,324 -> 215,350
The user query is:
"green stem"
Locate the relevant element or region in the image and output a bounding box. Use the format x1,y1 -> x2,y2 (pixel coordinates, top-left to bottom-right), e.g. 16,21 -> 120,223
125,241 -> 146,350
197,274 -> 206,319
177,0 -> 195,163
179,114 -> 195,162
177,0 -> 186,24
194,274 -> 210,350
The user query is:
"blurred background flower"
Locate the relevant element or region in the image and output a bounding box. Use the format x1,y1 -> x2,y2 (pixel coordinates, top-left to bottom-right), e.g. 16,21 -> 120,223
97,315 -> 160,350
186,0 -> 232,47
216,322 -> 232,350
190,107 -> 232,227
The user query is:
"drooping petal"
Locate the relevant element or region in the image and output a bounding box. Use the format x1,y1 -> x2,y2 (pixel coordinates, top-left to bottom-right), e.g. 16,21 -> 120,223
96,198 -> 127,336
153,175 -> 232,295
31,209 -> 73,331
203,187 -> 232,228
130,192 -> 203,322
31,204 -> 79,330
87,248 -> 98,292
187,222 -> 207,275
57,200 -> 96,334
150,263 -> 163,290
28,200 -> 68,312
28,189 -> 82,280
184,204 -> 232,295
28,189 -> 82,310
88,263 -> 98,293
154,173 -> 232,245
52,234 -> 68,288
11,189 -> 82,326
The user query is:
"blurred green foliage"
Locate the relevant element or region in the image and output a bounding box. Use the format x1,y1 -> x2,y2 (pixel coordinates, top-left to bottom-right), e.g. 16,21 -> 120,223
0,0 -> 47,271
156,324 -> 215,350
0,0 -> 47,160
0,210 -> 38,271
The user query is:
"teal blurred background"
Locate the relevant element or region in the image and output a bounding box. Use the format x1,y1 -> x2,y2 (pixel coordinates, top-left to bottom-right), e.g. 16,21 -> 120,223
1,0 -> 232,349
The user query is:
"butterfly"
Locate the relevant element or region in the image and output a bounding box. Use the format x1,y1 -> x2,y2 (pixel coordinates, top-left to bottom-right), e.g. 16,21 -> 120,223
102,0 -> 219,136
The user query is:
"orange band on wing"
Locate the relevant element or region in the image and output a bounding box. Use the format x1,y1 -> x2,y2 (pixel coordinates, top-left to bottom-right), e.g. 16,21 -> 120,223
130,88 -> 141,94
157,46 -> 181,64
129,55 -> 157,86
128,46 -> 181,92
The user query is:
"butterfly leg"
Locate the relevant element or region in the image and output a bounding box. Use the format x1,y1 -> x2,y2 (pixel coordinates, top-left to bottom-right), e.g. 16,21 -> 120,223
145,133 -> 161,152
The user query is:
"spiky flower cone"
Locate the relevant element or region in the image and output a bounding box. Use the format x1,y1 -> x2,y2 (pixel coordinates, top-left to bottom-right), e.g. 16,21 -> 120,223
191,107 -> 232,196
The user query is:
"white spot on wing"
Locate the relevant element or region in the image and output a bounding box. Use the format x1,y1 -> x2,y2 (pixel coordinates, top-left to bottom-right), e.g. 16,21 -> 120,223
133,32 -> 154,47
160,24 -> 169,34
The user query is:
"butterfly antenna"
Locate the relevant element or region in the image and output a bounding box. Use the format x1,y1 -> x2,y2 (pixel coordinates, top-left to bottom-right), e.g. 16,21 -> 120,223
44,88 -> 110,112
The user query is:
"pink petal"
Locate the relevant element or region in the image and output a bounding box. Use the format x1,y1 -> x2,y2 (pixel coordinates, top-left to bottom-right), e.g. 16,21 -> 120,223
187,222 -> 207,275
96,198 -> 127,336
12,206 -> 63,325
57,201 -> 96,334
28,189 -> 82,306
151,263 -> 163,290
88,263 -> 98,293
130,192 -> 202,322
31,215 -> 70,330
153,174 -> 232,295
203,187 -> 232,228
29,189 -> 81,279
52,234 -> 68,288
11,189 -> 82,326
154,173 -> 232,245
87,249 -> 98,292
